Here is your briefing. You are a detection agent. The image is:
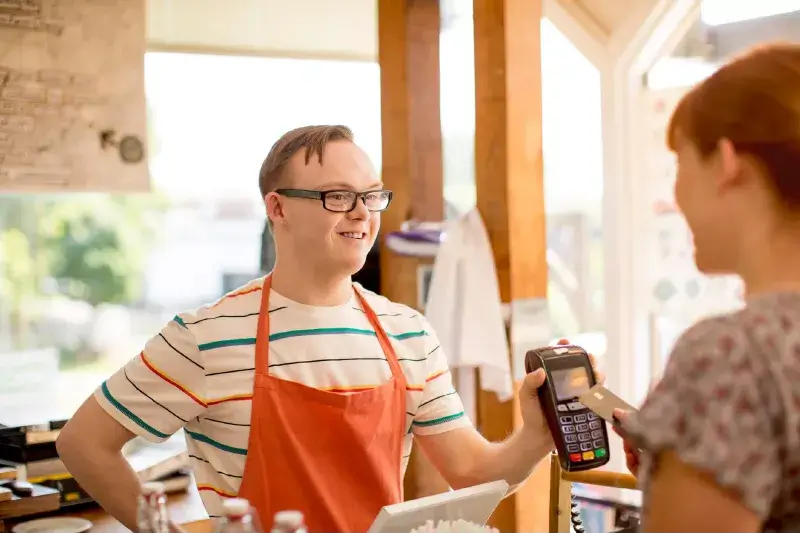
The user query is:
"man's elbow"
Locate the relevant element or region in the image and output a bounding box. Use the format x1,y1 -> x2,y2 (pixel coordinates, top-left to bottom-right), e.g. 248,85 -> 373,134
55,425 -> 88,464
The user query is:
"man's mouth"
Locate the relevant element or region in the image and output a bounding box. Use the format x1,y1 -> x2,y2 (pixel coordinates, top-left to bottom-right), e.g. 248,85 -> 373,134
339,232 -> 366,240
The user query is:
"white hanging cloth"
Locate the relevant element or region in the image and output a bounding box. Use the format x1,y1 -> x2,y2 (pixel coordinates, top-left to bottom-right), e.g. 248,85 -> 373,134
425,208 -> 513,422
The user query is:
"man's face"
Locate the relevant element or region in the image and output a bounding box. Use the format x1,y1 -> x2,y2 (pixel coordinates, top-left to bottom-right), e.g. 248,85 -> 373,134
267,141 -> 383,276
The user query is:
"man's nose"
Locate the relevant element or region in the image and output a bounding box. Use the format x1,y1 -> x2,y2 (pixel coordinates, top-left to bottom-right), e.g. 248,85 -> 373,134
347,196 -> 371,220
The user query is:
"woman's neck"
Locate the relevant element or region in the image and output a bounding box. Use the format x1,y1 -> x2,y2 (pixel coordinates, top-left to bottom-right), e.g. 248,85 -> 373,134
739,230 -> 800,298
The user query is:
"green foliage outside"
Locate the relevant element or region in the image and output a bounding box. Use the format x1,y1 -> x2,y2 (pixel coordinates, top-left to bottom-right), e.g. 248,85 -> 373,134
0,192 -> 169,353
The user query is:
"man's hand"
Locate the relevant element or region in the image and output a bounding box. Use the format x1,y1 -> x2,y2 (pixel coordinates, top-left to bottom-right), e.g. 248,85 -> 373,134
612,408 -> 640,477
519,338 -> 606,438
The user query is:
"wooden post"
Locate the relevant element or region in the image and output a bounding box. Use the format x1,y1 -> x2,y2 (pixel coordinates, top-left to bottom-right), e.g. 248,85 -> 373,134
377,0 -> 447,500
473,0 -> 549,531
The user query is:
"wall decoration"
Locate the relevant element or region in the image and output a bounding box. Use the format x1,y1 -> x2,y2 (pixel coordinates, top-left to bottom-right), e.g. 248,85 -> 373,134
0,0 -> 148,192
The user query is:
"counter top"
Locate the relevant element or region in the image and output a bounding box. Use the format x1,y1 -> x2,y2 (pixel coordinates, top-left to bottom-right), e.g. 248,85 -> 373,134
3,486 -> 210,533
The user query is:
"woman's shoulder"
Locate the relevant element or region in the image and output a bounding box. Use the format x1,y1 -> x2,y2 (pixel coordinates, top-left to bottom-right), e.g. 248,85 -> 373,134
668,295 -> 800,378
666,312 -> 753,375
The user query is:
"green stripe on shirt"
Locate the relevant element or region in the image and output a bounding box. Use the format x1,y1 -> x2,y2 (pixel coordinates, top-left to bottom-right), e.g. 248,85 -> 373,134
413,411 -> 466,427
198,338 -> 256,351
101,382 -> 170,439
197,329 -> 429,351
185,430 -> 248,455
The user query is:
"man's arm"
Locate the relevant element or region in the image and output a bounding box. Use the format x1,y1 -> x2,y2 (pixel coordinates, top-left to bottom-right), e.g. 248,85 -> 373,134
641,450 -> 760,533
414,366 -> 556,494
416,422 -> 552,493
412,335 -> 601,493
56,397 -> 142,530
57,316 -> 207,530
409,322 -> 569,493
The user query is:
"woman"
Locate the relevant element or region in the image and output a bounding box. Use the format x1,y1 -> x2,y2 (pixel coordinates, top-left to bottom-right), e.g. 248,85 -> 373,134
618,43 -> 800,532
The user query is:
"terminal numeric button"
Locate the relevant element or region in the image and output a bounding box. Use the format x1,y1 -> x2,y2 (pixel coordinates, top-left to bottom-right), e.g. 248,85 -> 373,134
574,414 -> 587,423
565,434 -> 577,443
563,425 -> 575,434
591,430 -> 603,438
560,416 -> 573,424
576,423 -> 589,432
580,442 -> 593,452
587,413 -> 598,420
593,439 -> 605,448
578,433 -> 591,442
589,420 -> 601,430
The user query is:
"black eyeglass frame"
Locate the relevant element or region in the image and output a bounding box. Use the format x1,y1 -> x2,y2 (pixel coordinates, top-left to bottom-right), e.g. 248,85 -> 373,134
275,188 -> 394,213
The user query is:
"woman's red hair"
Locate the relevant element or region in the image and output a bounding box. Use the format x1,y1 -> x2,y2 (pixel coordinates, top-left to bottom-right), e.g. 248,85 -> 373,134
667,42 -> 800,206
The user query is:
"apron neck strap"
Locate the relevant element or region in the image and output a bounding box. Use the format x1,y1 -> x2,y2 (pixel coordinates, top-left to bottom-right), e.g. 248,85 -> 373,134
255,276 -> 406,383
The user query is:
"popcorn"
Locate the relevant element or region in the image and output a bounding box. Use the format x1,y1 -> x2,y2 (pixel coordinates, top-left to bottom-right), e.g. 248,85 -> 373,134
409,519 -> 500,533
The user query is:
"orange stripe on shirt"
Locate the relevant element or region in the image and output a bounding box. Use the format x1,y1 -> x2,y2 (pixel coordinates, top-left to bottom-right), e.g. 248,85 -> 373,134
139,352 -> 207,408
426,369 -> 449,383
322,384 -> 377,393
207,393 -> 253,406
197,484 -> 237,498
210,285 -> 262,308
309,384 -> 428,393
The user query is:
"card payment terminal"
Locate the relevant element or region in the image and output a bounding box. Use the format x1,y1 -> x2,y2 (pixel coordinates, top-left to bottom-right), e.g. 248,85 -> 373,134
525,345 -> 610,472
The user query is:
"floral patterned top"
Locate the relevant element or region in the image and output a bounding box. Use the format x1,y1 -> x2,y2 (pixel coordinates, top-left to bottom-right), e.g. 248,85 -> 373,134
626,292 -> 800,532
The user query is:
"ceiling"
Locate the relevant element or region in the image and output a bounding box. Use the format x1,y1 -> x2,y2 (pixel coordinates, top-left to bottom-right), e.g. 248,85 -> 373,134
148,0 -> 800,65
147,0 -> 377,61
562,0 -> 645,37
147,0 -> 659,63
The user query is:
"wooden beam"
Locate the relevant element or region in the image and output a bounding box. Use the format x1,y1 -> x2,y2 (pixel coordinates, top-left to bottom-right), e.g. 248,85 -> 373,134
473,0 -> 549,531
378,0 -> 443,309
377,0 -> 447,500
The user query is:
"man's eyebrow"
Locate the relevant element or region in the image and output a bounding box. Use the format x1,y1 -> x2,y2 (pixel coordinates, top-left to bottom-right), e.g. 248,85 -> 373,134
314,182 -> 384,191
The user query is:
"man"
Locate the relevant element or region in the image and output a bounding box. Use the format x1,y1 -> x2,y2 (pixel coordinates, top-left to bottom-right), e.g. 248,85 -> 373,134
57,125 -> 598,532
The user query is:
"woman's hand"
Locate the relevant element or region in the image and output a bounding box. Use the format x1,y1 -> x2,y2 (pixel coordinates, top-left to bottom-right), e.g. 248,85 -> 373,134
612,408 -> 639,478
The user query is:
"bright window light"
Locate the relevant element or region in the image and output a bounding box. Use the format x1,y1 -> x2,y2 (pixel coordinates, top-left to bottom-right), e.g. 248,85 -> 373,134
701,0 -> 800,26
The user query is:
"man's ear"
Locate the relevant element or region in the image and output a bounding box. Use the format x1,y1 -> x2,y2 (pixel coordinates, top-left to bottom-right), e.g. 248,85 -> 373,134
265,192 -> 284,225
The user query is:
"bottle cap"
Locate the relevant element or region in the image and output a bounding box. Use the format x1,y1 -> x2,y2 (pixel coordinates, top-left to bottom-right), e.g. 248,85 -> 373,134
274,510 -> 304,527
141,481 -> 166,495
223,497 -> 251,517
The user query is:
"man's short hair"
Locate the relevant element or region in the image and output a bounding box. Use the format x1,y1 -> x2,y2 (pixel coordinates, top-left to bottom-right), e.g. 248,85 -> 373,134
258,125 -> 354,198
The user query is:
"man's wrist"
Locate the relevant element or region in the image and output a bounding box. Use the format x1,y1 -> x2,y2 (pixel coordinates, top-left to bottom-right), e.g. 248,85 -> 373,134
520,421 -> 555,454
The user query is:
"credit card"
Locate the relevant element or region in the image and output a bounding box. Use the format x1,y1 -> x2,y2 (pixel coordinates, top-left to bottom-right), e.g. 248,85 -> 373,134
579,385 -> 643,452
579,384 -> 637,423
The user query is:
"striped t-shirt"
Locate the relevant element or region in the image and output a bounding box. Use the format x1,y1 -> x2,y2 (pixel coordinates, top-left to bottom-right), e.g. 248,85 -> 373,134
95,278 -> 470,517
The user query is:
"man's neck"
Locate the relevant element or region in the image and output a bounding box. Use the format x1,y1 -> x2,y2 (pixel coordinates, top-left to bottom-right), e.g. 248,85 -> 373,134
269,262 -> 353,306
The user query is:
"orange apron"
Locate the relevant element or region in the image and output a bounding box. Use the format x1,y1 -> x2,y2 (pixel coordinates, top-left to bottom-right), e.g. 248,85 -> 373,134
237,275 -> 407,533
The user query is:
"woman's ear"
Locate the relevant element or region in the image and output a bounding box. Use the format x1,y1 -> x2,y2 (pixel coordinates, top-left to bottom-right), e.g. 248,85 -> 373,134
715,138 -> 743,189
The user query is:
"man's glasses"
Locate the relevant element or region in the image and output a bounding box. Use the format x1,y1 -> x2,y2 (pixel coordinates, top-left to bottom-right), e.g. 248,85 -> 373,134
275,189 -> 393,213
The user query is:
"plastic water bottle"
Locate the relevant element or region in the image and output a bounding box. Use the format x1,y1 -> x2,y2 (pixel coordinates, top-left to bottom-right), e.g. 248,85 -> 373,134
218,498 -> 257,532
136,481 -> 170,533
270,510 -> 307,533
